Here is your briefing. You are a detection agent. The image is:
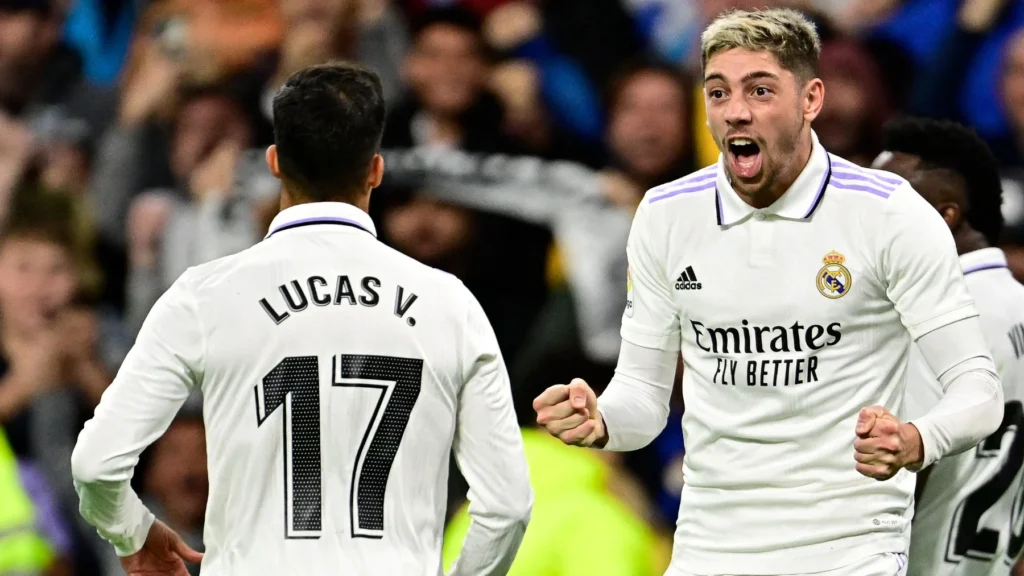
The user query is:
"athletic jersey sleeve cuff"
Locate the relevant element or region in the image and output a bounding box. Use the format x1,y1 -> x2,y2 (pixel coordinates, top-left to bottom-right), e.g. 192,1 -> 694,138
620,325 -> 681,351
906,304 -> 978,341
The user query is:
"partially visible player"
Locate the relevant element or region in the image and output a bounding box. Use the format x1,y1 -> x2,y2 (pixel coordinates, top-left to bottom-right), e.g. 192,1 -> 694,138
533,8 -> 1005,576
875,118 -> 1024,576
70,62 -> 532,576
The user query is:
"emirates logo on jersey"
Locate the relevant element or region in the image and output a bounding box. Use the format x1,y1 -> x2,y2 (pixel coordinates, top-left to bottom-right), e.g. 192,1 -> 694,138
689,319 -> 844,387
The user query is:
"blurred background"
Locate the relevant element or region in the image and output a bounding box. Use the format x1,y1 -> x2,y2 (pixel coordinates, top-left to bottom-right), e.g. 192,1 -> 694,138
2,0 -> 1024,574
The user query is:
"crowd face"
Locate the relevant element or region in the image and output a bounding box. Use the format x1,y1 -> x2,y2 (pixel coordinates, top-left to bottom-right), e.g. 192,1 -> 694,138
405,23 -> 488,118
0,9 -> 55,111
0,236 -> 76,333
608,71 -> 690,182
171,94 -> 252,181
384,196 -> 473,266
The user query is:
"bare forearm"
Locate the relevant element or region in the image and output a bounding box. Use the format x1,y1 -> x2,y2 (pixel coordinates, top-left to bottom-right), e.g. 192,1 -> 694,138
74,359 -> 113,407
0,374 -> 35,422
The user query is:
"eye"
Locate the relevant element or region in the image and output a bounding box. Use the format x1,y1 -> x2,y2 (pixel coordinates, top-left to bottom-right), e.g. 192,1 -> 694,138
709,88 -> 726,100
753,86 -> 773,97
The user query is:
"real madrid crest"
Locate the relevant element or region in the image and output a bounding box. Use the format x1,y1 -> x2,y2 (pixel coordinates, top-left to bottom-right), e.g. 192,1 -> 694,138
817,250 -> 852,299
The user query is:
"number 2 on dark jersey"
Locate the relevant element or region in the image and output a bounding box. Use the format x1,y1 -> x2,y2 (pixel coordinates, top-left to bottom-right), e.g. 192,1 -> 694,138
947,400 -> 1024,564
255,354 -> 423,539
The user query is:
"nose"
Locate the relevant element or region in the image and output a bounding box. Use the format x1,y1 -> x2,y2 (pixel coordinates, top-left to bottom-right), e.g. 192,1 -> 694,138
724,96 -> 752,127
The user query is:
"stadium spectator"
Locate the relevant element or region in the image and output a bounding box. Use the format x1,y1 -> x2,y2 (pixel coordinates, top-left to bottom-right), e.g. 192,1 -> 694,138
813,39 -> 892,166
123,82 -> 270,336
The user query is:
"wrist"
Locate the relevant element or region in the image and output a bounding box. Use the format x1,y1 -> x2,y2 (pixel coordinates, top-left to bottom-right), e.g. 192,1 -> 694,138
592,410 -> 609,448
900,422 -> 925,471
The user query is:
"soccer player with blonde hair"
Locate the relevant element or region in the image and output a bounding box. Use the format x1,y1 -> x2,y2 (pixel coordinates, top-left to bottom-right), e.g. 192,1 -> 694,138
534,9 -> 1005,576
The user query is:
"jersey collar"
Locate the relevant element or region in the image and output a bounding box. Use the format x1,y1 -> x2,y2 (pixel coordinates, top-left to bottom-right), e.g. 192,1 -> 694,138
960,247 -> 1009,275
715,131 -> 832,226
264,201 -> 377,239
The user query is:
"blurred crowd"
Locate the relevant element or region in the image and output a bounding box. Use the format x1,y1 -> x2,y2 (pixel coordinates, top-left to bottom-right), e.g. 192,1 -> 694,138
4,0 -> 1024,574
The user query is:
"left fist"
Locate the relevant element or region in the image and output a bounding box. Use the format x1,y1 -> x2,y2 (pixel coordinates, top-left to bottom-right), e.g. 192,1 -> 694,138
853,405 -> 924,480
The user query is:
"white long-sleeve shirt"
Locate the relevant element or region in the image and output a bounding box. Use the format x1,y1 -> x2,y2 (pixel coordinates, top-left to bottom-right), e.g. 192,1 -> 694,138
71,201 -> 532,576
597,134 -> 1003,575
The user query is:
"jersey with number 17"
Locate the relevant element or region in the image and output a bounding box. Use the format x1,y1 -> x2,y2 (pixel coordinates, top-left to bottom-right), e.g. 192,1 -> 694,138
906,248 -> 1024,576
143,204 -> 531,575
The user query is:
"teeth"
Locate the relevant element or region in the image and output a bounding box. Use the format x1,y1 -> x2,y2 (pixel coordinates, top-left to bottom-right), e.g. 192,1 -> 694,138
731,138 -> 754,146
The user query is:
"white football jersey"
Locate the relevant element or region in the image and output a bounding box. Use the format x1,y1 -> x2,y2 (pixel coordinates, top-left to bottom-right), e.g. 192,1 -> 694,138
907,248 -> 1024,576
73,202 -> 532,576
619,132 -> 978,575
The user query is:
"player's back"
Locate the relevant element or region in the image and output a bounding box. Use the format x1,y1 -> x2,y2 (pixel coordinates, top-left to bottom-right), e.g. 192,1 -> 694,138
187,210 -> 493,574
908,248 -> 1024,575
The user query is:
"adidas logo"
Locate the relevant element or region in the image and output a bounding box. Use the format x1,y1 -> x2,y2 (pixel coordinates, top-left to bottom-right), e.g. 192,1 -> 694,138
675,266 -> 702,290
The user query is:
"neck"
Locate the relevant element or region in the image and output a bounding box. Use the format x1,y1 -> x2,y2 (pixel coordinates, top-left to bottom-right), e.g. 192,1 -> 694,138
280,187 -> 371,213
737,132 -> 814,209
953,227 -> 990,256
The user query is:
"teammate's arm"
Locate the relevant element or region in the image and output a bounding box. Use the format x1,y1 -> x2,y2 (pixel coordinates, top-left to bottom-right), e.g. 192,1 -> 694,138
535,199 -> 679,450
70,272 -> 204,559
868,187 -> 1003,475
446,288 -> 532,576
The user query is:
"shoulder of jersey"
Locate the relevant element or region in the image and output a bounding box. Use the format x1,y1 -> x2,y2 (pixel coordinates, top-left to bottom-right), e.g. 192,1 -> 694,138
643,165 -> 718,206
827,154 -> 911,205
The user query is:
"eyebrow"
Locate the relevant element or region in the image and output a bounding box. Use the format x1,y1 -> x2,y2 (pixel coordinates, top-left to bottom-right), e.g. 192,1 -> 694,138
704,71 -> 781,85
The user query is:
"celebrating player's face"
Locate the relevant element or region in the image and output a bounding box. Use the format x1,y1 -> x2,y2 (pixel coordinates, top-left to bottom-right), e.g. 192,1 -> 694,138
704,48 -> 822,196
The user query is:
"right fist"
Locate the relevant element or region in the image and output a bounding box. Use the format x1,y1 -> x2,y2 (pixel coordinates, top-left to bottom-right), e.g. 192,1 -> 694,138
533,378 -> 606,447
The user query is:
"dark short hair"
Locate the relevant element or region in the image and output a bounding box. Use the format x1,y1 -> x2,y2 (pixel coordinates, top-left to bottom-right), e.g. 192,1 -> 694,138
882,117 -> 1004,245
0,184 -> 75,252
272,62 -> 386,202
411,6 -> 483,40
606,57 -> 692,112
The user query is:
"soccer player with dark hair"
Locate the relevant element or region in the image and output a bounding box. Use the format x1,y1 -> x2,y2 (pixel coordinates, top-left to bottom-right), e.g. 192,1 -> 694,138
534,9 -> 1004,576
875,117 -> 1024,576
71,62 -> 531,576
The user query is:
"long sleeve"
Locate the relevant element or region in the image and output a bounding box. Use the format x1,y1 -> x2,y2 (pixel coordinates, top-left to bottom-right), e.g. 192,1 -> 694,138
908,317 -> 1004,469
447,287 -> 532,576
598,340 -> 678,451
71,271 -> 206,556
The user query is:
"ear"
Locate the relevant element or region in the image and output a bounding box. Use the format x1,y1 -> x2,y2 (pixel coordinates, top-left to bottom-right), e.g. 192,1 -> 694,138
936,201 -> 961,229
803,78 -> 825,123
265,145 -> 281,179
368,154 -> 384,189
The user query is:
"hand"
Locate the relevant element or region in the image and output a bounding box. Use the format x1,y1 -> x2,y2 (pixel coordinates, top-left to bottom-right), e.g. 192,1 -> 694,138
121,520 -> 203,576
60,308 -> 100,366
854,406 -> 924,480
599,170 -> 644,210
483,2 -> 542,50
128,193 -> 176,268
959,0 -> 1011,32
121,42 -> 181,126
533,378 -> 607,447
189,140 -> 241,200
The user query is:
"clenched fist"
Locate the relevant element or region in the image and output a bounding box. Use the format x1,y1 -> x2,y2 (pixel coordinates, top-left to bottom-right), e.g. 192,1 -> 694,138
533,378 -> 607,447
853,405 -> 924,480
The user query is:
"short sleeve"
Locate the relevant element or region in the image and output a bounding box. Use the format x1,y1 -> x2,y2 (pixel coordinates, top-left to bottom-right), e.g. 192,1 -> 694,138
881,186 -> 978,340
620,201 -> 680,351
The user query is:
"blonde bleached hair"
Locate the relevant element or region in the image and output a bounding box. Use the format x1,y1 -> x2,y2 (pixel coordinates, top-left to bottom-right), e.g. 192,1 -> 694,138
700,8 -> 821,81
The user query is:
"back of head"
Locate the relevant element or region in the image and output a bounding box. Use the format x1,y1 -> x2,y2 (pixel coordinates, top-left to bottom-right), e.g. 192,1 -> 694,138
272,62 -> 386,203
700,8 -> 821,82
882,117 -> 1004,245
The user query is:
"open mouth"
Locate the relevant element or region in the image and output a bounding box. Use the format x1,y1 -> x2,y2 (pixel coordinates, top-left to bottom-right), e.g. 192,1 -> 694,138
727,137 -> 763,180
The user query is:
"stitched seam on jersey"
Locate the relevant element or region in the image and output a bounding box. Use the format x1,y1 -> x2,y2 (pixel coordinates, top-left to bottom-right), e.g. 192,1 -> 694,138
907,303 -> 980,339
